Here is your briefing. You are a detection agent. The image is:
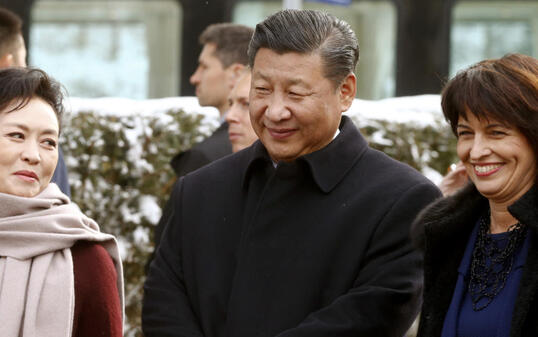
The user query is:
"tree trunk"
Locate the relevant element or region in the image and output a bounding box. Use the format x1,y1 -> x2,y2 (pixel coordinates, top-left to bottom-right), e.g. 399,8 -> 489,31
177,0 -> 238,96
393,0 -> 455,96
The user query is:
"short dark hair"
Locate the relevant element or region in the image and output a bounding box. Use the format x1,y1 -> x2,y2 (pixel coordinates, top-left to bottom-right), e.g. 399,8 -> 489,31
0,67 -> 65,132
248,9 -> 359,87
441,53 -> 538,158
0,8 -> 23,57
199,23 -> 254,68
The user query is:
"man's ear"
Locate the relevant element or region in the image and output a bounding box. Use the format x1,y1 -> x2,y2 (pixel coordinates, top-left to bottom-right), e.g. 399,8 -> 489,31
0,53 -> 14,68
226,63 -> 246,88
338,73 -> 357,112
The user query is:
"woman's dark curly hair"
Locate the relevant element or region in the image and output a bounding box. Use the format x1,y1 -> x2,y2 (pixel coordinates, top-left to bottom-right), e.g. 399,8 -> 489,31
0,67 -> 65,133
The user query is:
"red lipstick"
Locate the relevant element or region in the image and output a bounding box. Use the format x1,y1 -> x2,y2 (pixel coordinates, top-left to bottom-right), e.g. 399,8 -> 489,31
14,170 -> 39,182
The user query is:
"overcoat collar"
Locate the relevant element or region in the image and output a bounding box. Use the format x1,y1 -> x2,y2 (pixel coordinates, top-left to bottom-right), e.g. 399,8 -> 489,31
415,183 -> 486,254
241,115 -> 368,193
509,184 -> 538,230
416,182 -> 538,247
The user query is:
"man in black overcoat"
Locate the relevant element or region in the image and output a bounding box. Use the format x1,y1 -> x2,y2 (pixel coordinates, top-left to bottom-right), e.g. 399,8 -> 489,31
152,23 -> 254,251
144,9 -> 441,337
170,23 -> 254,177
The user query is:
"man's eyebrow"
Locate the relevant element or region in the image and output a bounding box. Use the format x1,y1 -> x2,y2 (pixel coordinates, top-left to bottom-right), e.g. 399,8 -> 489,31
253,71 -> 310,88
252,71 -> 269,81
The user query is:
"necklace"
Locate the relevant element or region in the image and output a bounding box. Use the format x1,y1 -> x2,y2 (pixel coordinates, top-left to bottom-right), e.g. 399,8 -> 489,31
468,212 -> 527,311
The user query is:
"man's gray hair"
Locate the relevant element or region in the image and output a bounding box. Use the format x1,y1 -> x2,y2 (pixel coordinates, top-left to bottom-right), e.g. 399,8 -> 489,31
248,9 -> 359,87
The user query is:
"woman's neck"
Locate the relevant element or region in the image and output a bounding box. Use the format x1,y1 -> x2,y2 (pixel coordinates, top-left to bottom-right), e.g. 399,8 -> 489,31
488,200 -> 519,234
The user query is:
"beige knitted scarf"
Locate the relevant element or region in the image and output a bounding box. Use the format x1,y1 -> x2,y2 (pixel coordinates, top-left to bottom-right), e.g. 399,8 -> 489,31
0,183 -> 124,337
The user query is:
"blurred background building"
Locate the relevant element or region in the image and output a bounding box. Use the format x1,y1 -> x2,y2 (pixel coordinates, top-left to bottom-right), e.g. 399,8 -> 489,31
2,0 -> 537,100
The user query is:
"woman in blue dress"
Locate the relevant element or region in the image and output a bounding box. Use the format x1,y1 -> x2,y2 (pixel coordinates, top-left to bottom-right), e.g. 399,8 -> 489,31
413,53 -> 538,337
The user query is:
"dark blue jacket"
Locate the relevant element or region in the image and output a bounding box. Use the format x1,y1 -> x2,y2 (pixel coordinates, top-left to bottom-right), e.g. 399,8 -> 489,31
51,146 -> 70,197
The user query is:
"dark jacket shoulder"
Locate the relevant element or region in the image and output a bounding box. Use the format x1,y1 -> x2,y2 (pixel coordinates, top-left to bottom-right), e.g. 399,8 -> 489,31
51,147 -> 71,197
170,122 -> 232,177
411,183 -> 486,251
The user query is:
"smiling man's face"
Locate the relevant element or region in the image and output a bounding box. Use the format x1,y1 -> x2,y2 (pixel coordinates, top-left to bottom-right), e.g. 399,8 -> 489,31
249,48 -> 355,163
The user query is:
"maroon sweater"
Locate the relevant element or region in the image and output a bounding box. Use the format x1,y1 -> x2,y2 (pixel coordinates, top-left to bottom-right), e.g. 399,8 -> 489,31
71,241 -> 122,337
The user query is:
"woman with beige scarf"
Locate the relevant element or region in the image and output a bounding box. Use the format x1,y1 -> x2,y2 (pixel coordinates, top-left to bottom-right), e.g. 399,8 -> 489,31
0,67 -> 124,337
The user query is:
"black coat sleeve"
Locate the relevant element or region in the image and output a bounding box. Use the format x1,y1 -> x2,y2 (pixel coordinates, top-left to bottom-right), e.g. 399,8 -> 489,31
142,180 -> 205,337
153,179 -> 182,252
275,182 -> 441,337
170,149 -> 212,177
145,179 -> 180,273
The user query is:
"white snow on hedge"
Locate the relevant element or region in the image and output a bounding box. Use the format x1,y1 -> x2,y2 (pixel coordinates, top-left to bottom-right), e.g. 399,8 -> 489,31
64,94 -> 447,227
347,95 -> 443,126
66,94 -> 443,127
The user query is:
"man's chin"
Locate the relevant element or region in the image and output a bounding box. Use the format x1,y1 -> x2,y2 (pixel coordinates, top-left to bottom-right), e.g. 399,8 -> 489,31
196,96 -> 211,107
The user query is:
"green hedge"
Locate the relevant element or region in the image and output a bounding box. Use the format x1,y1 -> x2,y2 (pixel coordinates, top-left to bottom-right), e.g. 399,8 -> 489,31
63,108 -> 206,335
62,104 -> 458,336
357,118 -> 458,176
